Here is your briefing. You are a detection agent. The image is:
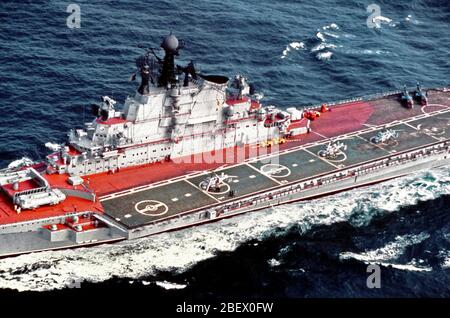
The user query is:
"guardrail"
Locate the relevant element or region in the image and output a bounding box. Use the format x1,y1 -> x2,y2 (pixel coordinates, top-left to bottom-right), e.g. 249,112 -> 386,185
295,85 -> 449,111
0,211 -> 90,232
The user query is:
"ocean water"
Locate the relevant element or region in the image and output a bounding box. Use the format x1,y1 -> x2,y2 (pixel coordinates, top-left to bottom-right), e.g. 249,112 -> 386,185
0,0 -> 449,296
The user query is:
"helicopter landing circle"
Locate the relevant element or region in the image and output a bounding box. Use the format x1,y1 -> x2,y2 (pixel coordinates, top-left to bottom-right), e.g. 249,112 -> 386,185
260,164 -> 291,178
421,103 -> 449,115
417,124 -> 446,136
134,200 -> 169,216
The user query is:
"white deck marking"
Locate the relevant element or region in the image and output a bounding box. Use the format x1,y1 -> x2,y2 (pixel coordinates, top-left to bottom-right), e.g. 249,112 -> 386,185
245,163 -> 282,185
124,214 -> 132,218
302,148 -> 340,169
249,175 -> 256,179
171,198 -> 179,202
362,123 -> 380,130
134,200 -> 168,216
260,163 -> 291,178
184,179 -> 221,203
292,163 -> 298,167
402,121 -> 442,141
312,131 -> 329,139
421,103 -> 450,115
184,193 -> 191,197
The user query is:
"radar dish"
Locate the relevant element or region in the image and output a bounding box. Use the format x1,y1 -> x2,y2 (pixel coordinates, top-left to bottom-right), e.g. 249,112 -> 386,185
161,34 -> 179,52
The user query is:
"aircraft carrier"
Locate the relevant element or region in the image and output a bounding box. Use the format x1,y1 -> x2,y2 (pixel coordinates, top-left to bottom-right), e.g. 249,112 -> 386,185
0,34 -> 449,258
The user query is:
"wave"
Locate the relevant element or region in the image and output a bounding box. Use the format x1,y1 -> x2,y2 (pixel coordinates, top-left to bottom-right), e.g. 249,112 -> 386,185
322,23 -> 339,30
311,43 -> 337,52
155,280 -> 187,290
323,31 -> 339,39
311,23 -> 341,62
281,23 -> 340,61
371,15 -> 397,28
0,167 -> 449,291
404,14 -> 420,25
281,41 -> 305,59
45,142 -> 61,152
289,42 -> 305,50
280,23 -> 348,62
439,250 -> 450,269
340,233 -> 430,263
343,49 -> 392,56
267,258 -> 281,267
373,16 -> 392,24
339,233 -> 433,271
443,258 -> 450,268
384,262 -> 432,272
316,31 -> 326,42
316,51 -> 333,61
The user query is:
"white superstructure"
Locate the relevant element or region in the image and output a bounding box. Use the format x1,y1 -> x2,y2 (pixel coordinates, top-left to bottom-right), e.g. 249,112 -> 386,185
47,34 -> 309,176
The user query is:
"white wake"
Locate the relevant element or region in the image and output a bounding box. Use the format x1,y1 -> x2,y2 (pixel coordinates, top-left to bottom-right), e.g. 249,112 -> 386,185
340,233 -> 433,272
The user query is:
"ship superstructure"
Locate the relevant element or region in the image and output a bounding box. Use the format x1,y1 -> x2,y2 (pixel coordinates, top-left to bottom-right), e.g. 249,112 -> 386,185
48,34 -> 309,177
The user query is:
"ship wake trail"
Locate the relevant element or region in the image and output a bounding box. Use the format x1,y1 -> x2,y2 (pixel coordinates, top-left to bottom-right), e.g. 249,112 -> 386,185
0,167 -> 449,292
340,233 -> 433,272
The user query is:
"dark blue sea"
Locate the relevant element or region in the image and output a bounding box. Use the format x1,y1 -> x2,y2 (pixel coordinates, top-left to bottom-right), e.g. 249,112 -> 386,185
0,0 -> 449,298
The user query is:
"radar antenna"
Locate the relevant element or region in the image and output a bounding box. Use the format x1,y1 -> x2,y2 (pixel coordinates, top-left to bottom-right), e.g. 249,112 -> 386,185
132,46 -> 161,94
177,60 -> 198,87
131,33 -> 186,93
158,33 -> 185,88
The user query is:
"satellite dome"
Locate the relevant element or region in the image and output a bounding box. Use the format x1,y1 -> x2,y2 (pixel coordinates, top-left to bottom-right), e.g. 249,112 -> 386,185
161,34 -> 179,52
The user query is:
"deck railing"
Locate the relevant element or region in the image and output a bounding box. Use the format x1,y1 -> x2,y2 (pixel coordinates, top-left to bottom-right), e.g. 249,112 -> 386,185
297,85 -> 449,111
